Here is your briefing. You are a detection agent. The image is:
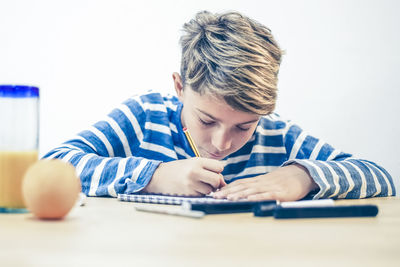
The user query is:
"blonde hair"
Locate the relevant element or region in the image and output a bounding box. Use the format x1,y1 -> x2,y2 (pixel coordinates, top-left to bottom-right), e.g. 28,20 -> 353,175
180,11 -> 282,115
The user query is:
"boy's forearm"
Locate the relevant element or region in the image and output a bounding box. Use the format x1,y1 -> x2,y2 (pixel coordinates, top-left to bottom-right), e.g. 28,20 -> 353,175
43,145 -> 161,197
284,159 -> 396,199
291,163 -> 319,193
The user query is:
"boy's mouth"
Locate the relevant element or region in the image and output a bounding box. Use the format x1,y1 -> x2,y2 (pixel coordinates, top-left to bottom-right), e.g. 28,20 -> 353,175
204,150 -> 226,160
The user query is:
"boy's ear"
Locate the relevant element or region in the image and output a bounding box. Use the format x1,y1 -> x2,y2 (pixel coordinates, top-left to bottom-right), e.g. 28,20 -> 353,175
172,72 -> 184,99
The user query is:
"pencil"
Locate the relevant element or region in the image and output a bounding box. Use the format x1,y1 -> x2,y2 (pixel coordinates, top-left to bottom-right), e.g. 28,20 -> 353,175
183,127 -> 227,189
183,127 -> 201,157
135,205 -> 205,219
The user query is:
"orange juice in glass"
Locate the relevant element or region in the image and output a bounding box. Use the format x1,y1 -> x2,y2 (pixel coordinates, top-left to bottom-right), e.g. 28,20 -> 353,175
0,85 -> 39,213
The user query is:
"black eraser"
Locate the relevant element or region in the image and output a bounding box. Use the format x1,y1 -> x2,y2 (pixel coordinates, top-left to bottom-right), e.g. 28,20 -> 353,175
274,205 -> 379,219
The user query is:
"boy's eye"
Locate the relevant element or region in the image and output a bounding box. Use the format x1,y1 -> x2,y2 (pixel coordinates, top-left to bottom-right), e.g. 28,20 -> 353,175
236,126 -> 251,132
199,117 -> 252,131
199,118 -> 215,126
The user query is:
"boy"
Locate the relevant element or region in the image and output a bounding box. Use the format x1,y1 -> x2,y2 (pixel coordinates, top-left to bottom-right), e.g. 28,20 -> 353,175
43,11 -> 395,201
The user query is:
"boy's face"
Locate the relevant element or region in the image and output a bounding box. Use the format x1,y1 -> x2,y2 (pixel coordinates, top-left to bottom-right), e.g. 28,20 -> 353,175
173,73 -> 260,160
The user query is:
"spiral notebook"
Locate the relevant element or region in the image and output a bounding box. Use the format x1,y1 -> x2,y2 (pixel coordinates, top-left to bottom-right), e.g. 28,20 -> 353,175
117,193 -> 254,205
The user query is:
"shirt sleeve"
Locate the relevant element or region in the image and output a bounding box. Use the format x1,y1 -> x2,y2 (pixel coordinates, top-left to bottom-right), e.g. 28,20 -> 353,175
282,123 -> 396,199
41,99 -> 162,197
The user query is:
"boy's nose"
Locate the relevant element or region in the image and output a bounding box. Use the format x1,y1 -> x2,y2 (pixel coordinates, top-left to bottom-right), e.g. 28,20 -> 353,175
211,129 -> 232,152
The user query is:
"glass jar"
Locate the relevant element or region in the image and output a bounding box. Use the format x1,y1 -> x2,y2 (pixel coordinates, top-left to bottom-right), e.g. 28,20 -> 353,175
0,85 -> 39,213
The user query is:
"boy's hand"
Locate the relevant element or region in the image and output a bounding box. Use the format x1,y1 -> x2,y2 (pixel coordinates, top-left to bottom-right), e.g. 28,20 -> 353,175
143,158 -> 226,196
213,164 -> 318,201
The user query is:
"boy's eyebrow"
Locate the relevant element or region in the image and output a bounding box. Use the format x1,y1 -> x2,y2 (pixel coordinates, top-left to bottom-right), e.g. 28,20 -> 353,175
196,109 -> 259,125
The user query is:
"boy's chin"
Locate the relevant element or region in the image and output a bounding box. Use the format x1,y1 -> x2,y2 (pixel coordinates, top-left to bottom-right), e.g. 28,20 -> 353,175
202,150 -> 228,160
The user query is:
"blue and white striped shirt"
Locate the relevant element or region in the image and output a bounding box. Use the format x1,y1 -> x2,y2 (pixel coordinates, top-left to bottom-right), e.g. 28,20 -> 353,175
43,91 -> 396,199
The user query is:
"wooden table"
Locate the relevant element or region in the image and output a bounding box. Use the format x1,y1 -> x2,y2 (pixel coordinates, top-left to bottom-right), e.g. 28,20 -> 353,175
1,197 -> 399,267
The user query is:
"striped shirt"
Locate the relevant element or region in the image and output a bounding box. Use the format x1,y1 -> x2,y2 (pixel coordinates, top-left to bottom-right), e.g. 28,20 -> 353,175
43,91 -> 396,199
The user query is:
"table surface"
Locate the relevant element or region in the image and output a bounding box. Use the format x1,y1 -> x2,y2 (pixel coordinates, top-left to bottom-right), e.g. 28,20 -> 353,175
1,196 -> 399,267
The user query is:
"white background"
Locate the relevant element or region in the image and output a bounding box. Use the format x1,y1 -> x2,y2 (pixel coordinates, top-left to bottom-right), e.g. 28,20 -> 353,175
1,0 -> 399,191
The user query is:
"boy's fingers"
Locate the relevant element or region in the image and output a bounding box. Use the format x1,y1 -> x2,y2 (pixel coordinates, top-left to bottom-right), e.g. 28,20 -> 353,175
199,158 -> 224,173
199,171 -> 224,189
226,186 -> 267,200
213,179 -> 256,198
195,182 -> 214,195
219,175 -> 227,187
212,186 -> 235,198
